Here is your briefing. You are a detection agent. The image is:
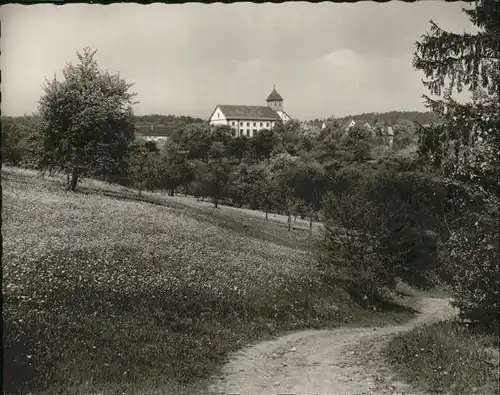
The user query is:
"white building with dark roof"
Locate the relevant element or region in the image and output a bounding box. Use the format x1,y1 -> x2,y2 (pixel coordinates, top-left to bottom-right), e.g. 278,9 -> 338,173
209,87 -> 292,137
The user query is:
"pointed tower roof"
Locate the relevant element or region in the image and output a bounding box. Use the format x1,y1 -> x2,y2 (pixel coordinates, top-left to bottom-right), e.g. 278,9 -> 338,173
266,86 -> 283,102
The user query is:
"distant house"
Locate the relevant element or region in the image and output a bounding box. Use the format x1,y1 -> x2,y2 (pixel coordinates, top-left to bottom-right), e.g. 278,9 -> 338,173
321,119 -> 342,131
321,119 -> 357,132
209,87 -> 293,137
136,123 -> 171,140
142,135 -> 169,143
344,119 -> 357,131
303,121 -> 322,135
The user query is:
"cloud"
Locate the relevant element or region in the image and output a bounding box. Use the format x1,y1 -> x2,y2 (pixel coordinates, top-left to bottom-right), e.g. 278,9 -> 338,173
1,2 -> 475,119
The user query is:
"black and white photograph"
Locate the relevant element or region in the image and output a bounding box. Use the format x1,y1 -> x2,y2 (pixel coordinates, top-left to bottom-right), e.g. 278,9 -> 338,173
1,1 -> 499,394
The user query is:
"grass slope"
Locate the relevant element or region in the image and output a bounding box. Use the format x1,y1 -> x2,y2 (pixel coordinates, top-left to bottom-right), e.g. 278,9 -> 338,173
385,321 -> 499,395
3,167 -> 414,395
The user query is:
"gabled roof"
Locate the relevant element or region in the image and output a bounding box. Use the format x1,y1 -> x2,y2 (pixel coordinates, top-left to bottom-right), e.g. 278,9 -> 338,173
266,88 -> 283,102
217,105 -> 281,121
275,110 -> 292,121
322,120 -> 337,129
342,120 -> 356,131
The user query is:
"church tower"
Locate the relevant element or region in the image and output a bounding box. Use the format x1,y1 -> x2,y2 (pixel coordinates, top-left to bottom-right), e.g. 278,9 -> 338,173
266,85 -> 283,112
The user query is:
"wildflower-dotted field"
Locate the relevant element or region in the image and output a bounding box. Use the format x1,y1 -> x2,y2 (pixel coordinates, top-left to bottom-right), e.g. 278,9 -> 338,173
2,167 -> 411,395
384,321 -> 500,395
1,167 -> 340,394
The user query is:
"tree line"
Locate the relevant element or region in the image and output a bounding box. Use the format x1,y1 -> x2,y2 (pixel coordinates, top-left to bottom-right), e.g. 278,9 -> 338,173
134,114 -> 205,137
310,110 -> 439,126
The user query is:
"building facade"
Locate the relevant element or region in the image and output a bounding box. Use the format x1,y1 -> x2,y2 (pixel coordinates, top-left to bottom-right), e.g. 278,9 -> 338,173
209,87 -> 292,137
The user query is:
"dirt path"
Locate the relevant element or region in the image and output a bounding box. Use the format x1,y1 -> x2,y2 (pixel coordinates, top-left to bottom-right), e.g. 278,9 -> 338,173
209,297 -> 456,395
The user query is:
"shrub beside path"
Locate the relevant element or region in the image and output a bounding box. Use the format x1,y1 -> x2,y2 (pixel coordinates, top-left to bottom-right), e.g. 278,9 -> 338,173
209,297 -> 456,395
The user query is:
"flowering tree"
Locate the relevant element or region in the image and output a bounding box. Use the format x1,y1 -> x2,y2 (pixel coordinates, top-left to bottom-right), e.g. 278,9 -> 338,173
38,47 -> 137,191
414,0 -> 499,329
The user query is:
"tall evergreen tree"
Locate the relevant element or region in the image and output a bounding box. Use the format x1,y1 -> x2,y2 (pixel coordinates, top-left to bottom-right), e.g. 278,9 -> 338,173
413,0 -> 499,198
413,0 -> 499,329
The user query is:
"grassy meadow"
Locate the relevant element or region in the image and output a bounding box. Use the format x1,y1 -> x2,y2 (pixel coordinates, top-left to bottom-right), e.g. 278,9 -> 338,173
385,322 -> 500,395
2,166 -> 415,395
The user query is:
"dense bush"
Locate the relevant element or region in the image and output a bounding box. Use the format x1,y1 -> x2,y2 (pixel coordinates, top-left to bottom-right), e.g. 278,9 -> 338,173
338,125 -> 372,162
393,119 -> 417,149
438,207 -> 499,332
1,115 -> 42,168
319,167 -> 445,302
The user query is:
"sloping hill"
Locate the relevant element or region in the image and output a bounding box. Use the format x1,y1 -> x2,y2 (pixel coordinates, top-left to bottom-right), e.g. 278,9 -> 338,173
2,167 -> 415,395
331,111 -> 440,126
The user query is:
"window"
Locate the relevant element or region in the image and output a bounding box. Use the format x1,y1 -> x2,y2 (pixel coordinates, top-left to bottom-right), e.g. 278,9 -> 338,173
247,122 -> 250,126
260,123 -> 263,127
253,129 -> 257,134
217,113 -> 220,118
240,122 -> 243,126
253,122 -> 256,126
266,123 -> 270,127
247,129 -> 250,135
232,121 -> 235,126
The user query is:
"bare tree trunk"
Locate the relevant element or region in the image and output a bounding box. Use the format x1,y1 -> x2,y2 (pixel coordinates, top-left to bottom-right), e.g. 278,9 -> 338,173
214,199 -> 219,208
265,211 -> 268,221
138,180 -> 142,198
68,170 -> 79,191
287,214 -> 292,232
309,217 -> 313,231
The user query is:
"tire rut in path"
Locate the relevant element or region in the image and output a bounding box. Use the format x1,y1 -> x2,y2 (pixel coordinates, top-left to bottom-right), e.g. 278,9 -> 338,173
209,297 -> 455,395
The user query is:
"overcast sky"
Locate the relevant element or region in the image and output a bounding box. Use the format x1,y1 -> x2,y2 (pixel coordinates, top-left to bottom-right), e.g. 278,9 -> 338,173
1,2 -> 474,120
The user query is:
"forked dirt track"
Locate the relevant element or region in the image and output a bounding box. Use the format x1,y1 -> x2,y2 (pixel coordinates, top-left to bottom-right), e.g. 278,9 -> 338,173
209,297 -> 456,395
